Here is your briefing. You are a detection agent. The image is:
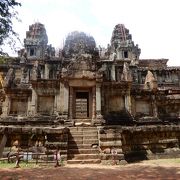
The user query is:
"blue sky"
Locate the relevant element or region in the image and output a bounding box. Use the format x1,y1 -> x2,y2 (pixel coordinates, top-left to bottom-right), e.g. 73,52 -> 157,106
7,0 -> 180,66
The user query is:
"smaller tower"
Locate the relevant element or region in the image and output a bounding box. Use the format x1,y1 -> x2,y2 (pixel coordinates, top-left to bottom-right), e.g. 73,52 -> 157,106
111,24 -> 141,62
24,23 -> 48,59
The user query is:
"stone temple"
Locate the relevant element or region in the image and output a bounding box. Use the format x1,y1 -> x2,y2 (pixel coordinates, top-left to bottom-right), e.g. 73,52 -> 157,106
0,23 -> 180,164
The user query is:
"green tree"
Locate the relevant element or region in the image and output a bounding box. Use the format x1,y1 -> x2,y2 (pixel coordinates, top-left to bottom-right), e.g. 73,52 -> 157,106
0,0 -> 21,55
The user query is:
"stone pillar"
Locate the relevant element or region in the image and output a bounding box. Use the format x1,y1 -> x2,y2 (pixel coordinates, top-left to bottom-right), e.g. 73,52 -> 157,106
152,95 -> 158,118
30,89 -> 37,115
138,71 -> 142,84
96,84 -> 101,117
154,71 -> 158,82
27,96 -> 32,116
56,85 -> 61,114
69,86 -> 73,119
0,134 -> 7,158
59,82 -> 64,113
125,89 -> 131,114
54,92 -> 57,114
2,95 -> 10,116
93,84 -> 104,125
111,64 -> 116,81
92,86 -> 96,119
45,64 -> 49,79
59,82 -> 69,118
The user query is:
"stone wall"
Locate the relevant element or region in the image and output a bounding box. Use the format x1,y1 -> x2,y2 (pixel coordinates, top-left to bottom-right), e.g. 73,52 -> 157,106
10,98 -> 28,115
0,126 -> 69,161
98,127 -> 124,164
37,96 -> 54,115
122,125 -> 180,162
108,96 -> 124,112
135,100 -> 151,116
98,125 -> 180,163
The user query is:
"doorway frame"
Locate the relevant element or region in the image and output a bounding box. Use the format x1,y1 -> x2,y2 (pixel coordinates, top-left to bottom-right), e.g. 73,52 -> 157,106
71,88 -> 92,119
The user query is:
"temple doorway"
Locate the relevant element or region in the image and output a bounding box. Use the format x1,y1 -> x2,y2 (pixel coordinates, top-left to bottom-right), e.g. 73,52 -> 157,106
75,91 -> 89,119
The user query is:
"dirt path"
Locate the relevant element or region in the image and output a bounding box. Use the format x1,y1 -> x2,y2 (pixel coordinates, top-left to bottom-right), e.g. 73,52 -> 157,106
0,160 -> 180,180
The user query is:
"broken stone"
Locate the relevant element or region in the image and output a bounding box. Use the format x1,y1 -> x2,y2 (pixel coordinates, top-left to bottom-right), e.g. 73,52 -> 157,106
144,70 -> 158,90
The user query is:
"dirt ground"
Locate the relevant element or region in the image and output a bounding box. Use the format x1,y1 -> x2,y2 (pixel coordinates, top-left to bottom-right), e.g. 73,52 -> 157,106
0,159 -> 180,180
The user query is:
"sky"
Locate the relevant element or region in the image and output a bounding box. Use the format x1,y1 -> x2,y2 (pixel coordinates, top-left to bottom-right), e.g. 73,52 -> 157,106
6,0 -> 180,66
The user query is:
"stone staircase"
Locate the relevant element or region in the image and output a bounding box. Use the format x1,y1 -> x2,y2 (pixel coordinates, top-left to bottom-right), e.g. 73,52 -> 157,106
67,127 -> 101,164
74,119 -> 92,126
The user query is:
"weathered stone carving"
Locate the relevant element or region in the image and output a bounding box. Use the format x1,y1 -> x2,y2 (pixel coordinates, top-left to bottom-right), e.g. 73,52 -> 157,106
121,62 -> 132,81
18,49 -> 27,63
109,52 -> 117,61
31,61 -> 41,80
21,67 -> 29,83
3,68 -> 15,88
144,70 -> 158,90
62,54 -> 97,80
45,44 -> 55,59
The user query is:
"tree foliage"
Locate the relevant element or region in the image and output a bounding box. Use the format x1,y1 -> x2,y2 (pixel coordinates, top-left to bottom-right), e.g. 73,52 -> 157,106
0,0 -> 21,55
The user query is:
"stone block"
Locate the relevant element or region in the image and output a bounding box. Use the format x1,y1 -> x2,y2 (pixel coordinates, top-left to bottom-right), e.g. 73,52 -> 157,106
100,133 -> 122,140
100,154 -> 124,160
119,159 -> 128,165
22,127 -> 32,134
101,148 -> 111,154
100,140 -> 122,147
158,139 -> 178,144
14,127 -> 22,133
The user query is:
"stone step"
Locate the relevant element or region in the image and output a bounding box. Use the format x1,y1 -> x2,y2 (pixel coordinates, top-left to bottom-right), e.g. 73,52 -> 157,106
67,159 -> 101,164
68,139 -> 99,145
68,148 -> 99,154
68,144 -> 98,149
69,127 -> 98,132
75,119 -> 92,122
74,120 -> 92,125
73,119 -> 92,121
99,140 -> 122,147
69,131 -> 98,134
69,130 -> 98,133
74,122 -> 91,126
68,135 -> 98,141
100,154 -> 124,160
64,122 -> 74,126
68,154 -> 100,160
69,132 -> 83,135
69,133 -> 98,136
69,132 -> 98,136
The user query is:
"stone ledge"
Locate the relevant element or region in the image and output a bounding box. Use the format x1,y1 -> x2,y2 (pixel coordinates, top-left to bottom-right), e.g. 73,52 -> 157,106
0,126 -> 69,134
